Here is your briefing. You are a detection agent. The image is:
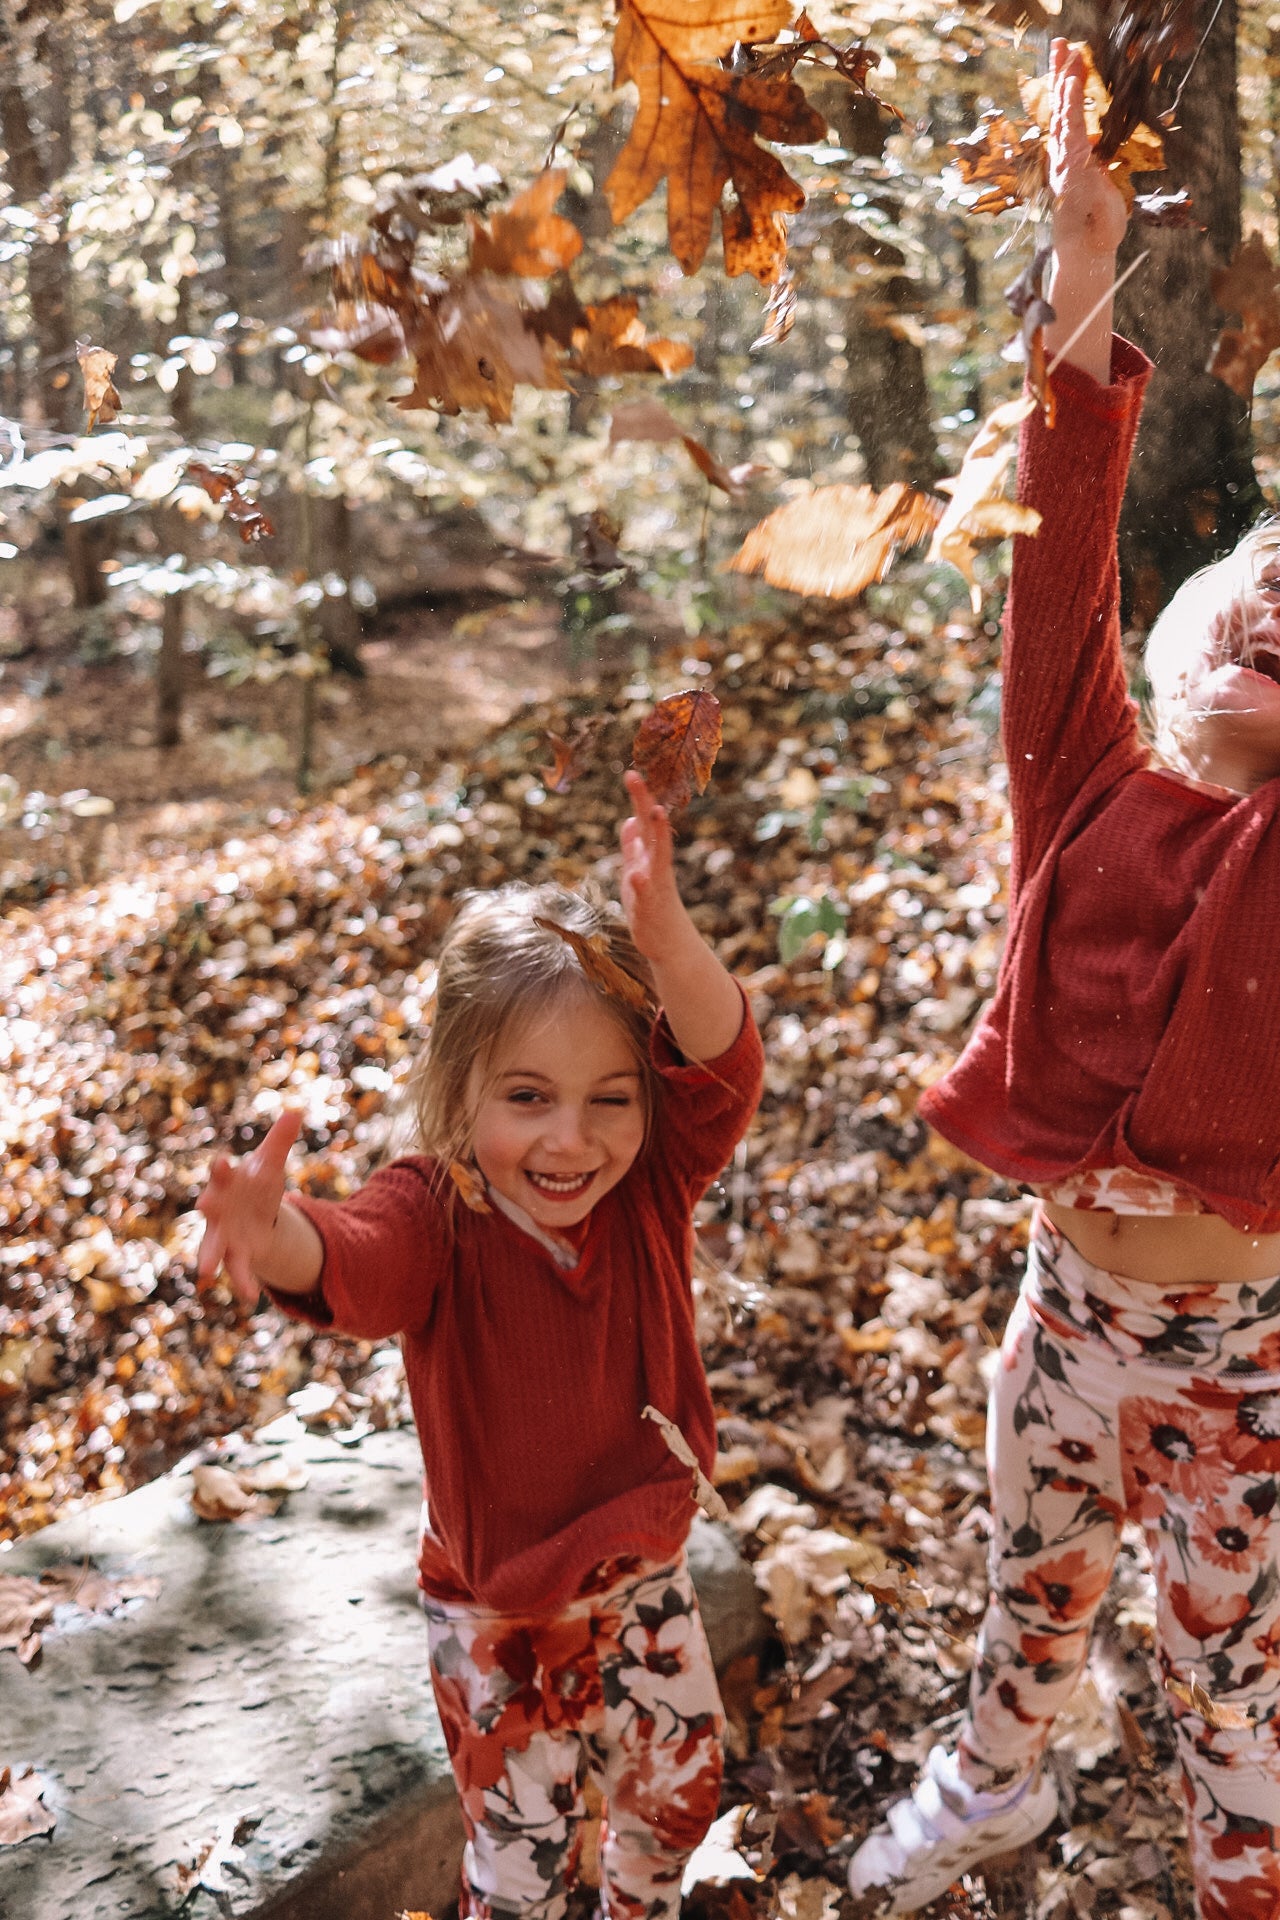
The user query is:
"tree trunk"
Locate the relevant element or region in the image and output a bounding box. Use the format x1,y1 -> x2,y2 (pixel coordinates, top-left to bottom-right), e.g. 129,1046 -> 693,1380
1065,0 -> 1258,623
156,591 -> 188,748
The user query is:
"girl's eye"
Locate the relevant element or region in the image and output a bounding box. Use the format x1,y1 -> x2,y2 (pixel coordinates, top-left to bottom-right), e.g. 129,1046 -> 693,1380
507,1089 -> 545,1106
595,1095 -> 633,1108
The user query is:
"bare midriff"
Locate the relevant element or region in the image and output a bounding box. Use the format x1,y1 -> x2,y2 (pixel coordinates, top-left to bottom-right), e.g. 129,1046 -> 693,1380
1043,1200 -> 1280,1285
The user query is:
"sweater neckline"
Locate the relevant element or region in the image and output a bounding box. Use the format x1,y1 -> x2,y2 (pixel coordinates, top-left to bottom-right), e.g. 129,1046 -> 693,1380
485,1182 -> 605,1292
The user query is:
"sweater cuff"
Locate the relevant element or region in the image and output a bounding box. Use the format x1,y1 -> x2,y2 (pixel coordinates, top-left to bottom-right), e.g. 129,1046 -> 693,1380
1045,334 -> 1151,422
262,1196 -> 336,1327
650,981 -> 759,1083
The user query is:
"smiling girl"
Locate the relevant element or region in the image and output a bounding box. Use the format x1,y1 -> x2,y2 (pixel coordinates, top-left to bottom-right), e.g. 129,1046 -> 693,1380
196,770 -> 763,1920
848,41 -> 1280,1919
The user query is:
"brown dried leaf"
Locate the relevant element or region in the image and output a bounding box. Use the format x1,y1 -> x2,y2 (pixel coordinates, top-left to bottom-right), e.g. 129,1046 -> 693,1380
541,714 -> 609,793
0,1573 -> 53,1666
77,342 -> 121,431
533,918 -> 653,1012
0,1767 -> 56,1849
535,288 -> 694,379
609,401 -> 765,497
631,689 -> 723,812
396,278 -> 568,424
468,171 -> 583,279
642,1403 -> 730,1522
750,270 -> 797,352
928,395 -> 1040,609
605,0 -> 827,282
189,1462 -> 275,1522
185,461 -> 275,543
448,1162 -> 492,1213
950,110 -> 1045,216
728,482 -> 940,599
37,1564 -> 162,1613
1164,1671 -> 1255,1730
1209,233 -> 1280,399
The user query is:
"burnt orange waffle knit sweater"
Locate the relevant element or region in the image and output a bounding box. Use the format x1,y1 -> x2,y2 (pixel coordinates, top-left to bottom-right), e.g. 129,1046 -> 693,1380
921,338 -> 1280,1232
273,1001 -> 763,1612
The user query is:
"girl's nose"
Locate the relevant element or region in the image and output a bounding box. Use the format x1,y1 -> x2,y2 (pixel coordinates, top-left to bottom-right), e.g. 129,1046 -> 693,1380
544,1103 -> 590,1152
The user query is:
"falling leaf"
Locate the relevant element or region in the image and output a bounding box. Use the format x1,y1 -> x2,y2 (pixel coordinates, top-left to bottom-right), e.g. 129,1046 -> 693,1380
631,689 -> 723,812
1005,243 -> 1056,423
77,342 -> 121,431
185,461 -> 275,543
609,399 -> 765,495
533,918 -> 653,1012
750,269 -> 797,352
1209,233 -> 1280,400
394,277 -> 568,424
448,1161 -> 492,1213
468,171 -> 583,278
605,0 -> 828,282
680,1804 -> 760,1894
728,482 -> 939,599
541,714 -> 609,792
928,394 -> 1040,610
533,285 -> 694,378
1086,0 -> 1201,165
642,1404 -> 730,1523
1164,1671 -> 1255,1730
0,1767 -> 55,1849
949,110 -> 1045,216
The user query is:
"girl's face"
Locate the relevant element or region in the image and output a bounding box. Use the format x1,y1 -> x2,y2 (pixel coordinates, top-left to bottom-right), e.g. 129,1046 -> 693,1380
468,994 -> 647,1229
1180,550 -> 1280,791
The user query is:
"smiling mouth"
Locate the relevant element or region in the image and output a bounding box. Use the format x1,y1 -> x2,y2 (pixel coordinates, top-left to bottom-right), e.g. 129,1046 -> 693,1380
524,1169 -> 598,1198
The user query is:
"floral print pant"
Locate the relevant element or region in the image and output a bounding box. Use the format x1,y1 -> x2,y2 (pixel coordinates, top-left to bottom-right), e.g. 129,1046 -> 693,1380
958,1215 -> 1280,1918
424,1554 -> 724,1920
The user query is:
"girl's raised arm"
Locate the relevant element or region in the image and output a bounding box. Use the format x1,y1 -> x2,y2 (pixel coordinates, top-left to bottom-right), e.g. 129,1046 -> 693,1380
1044,37 -> 1128,385
619,768 -> 744,1063
197,1108 -> 324,1307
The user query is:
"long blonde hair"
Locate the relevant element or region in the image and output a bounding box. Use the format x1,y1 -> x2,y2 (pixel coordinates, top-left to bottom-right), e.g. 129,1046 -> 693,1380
1144,517 -> 1280,770
406,881 -> 659,1170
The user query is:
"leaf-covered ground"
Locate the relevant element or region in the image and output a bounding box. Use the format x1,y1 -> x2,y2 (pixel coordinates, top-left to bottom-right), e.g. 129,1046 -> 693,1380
0,600 -> 1192,1916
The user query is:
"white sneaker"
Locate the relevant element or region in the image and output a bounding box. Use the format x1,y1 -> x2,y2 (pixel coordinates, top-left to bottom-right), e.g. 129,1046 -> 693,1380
847,1745 -> 1057,1914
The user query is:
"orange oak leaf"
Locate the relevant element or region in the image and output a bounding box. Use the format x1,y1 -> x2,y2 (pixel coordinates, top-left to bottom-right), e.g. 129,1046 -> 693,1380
605,0 -> 828,282
1209,233 -> 1280,400
77,342 -> 121,431
728,482 -> 939,598
468,171 -> 583,278
609,399 -> 765,497
928,395 -> 1040,610
395,278 -> 569,424
185,461 -> 275,542
448,1161 -> 492,1213
534,285 -> 694,379
632,689 -> 723,812
533,918 -> 654,1012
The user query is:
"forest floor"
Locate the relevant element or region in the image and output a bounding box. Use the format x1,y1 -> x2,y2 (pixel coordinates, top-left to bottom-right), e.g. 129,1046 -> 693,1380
0,584 -> 1193,1917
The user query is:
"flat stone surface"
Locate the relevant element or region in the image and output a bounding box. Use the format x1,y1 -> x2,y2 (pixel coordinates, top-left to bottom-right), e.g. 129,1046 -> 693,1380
0,1422 -> 764,1920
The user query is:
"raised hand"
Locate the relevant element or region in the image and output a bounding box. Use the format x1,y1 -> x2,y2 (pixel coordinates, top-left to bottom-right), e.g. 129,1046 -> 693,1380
619,768 -> 684,962
1047,39 -> 1127,259
197,1108 -> 305,1308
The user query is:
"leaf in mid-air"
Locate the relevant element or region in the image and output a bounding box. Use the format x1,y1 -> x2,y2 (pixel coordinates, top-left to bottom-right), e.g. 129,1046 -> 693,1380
77,343 -> 121,431
928,395 -> 1041,609
631,689 -> 724,812
605,0 -> 827,283
185,461 -> 275,542
728,483 -> 939,599
609,400 -> 765,497
1209,233 -> 1280,400
468,171 -> 583,278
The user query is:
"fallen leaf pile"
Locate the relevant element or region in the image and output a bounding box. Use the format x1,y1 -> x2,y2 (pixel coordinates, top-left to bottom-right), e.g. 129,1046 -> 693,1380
0,607 -> 1194,1905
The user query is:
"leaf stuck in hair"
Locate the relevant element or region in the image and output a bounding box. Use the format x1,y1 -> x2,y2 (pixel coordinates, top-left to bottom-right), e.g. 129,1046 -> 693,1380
534,918 -> 652,1012
632,690 -> 724,812
448,1162 -> 492,1213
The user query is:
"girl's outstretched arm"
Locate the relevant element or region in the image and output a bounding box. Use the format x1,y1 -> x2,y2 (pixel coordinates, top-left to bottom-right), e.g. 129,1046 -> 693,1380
619,768 -> 744,1062
197,1108 -> 324,1307
1044,37 -> 1128,385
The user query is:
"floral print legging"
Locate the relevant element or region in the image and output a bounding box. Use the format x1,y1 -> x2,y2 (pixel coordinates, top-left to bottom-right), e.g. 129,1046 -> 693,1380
424,1554 -> 724,1920
958,1214 -> 1280,1919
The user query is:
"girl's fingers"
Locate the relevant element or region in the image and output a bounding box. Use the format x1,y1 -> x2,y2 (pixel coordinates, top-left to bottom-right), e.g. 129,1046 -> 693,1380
252,1107 -> 302,1181
225,1250 -> 258,1309
197,1154 -> 233,1217
197,1218 -> 225,1282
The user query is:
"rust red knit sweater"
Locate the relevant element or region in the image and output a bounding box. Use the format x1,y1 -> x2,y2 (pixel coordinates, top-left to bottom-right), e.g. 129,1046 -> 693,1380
273,1003 -> 763,1611
920,338 -> 1280,1232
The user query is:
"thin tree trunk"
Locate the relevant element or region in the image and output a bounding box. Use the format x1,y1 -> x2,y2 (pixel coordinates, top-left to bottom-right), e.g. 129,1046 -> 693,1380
156,590 -> 188,748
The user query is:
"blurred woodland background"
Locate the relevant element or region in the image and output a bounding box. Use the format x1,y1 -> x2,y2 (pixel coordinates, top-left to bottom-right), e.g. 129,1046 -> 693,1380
4,0 -> 1280,1911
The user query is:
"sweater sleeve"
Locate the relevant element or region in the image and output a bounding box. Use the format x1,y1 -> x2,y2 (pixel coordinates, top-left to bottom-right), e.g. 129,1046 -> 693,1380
1001,337 -> 1152,895
267,1158 -> 453,1339
647,984 -> 764,1197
